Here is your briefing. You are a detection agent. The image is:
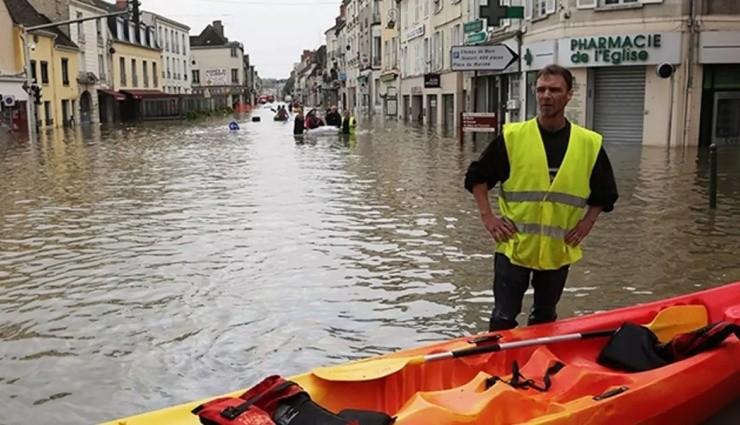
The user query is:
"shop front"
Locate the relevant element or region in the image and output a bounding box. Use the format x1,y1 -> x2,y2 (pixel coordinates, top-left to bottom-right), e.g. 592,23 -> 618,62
0,78 -> 28,134
699,31 -> 740,146
379,71 -> 398,118
554,32 -> 682,145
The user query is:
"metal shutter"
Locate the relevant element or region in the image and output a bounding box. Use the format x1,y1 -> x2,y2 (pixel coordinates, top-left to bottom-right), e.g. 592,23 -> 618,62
593,67 -> 646,144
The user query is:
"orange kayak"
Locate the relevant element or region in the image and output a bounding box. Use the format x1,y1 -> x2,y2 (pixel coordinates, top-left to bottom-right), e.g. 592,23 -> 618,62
104,282 -> 740,425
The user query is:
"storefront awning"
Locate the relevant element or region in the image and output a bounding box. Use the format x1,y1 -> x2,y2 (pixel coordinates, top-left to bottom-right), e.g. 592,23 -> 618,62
98,88 -> 126,101
0,78 -> 29,99
119,89 -> 177,100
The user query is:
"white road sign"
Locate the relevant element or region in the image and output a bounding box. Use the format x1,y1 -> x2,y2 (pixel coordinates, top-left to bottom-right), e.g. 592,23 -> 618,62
451,44 -> 519,71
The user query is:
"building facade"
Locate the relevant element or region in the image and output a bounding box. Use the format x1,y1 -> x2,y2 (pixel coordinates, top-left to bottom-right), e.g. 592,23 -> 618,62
68,0 -> 110,125
378,0 -> 400,119
0,0 -> 28,133
5,0 -> 80,131
513,0 -> 740,147
141,11 -> 190,95
190,20 -> 248,108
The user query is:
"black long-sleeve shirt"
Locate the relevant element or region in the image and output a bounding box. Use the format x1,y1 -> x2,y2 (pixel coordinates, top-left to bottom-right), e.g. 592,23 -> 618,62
464,121 -> 618,212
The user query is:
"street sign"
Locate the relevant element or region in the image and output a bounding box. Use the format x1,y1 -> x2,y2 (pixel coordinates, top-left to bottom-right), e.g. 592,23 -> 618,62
450,44 -> 519,71
467,32 -> 487,45
463,19 -> 484,34
462,113 -> 497,133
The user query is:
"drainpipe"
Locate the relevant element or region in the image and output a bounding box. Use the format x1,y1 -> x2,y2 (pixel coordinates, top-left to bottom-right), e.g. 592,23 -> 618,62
681,0 -> 697,147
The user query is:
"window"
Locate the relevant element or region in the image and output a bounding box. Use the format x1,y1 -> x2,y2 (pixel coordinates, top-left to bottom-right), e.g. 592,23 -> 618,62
96,18 -> 102,44
604,0 -> 638,4
30,60 -> 37,83
143,61 -> 148,87
40,61 -> 49,84
433,0 -> 443,13
183,60 -> 187,80
98,54 -> 105,80
153,63 -> 158,87
534,0 -> 547,17
231,68 -> 239,84
131,58 -> 137,87
231,45 -> 238,57
61,58 -> 69,85
120,57 -> 126,85
77,12 -> 84,42
192,70 -> 200,84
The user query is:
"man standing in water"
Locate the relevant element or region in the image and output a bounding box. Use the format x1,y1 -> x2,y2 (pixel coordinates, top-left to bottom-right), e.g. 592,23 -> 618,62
465,64 -> 618,331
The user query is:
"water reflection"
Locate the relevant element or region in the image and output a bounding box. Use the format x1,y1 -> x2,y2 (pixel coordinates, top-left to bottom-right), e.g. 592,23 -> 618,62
1,113 -> 738,423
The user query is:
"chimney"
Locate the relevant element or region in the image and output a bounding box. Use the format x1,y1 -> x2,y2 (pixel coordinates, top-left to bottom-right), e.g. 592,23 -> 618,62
213,20 -> 224,37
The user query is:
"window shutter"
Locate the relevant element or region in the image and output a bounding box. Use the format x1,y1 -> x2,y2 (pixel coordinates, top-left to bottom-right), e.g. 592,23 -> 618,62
546,0 -> 556,14
524,0 -> 532,20
576,0 -> 596,8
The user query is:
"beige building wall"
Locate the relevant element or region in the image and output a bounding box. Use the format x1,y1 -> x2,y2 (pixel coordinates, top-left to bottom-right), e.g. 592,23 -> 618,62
111,42 -> 162,91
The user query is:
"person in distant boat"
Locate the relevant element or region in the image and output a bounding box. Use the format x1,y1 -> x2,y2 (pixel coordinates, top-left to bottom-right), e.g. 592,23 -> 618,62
341,110 -> 356,135
325,106 -> 342,128
305,109 -> 325,130
277,106 -> 289,119
293,108 -> 305,135
465,64 -> 618,332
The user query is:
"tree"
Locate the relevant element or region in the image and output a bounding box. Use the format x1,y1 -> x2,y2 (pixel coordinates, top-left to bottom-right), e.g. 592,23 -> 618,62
281,74 -> 295,99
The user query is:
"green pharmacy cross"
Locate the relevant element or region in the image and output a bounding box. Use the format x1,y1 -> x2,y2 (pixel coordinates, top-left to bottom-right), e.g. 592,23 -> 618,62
480,2 -> 525,27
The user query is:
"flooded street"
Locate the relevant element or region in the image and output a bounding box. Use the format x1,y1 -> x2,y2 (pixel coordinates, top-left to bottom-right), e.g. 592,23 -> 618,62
1,108 -> 739,424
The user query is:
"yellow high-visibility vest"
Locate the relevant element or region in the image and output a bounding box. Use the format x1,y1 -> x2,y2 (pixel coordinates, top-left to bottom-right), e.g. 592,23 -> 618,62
496,118 -> 602,270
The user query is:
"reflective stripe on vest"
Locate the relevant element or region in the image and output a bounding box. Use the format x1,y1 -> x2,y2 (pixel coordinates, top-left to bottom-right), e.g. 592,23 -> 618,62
496,119 -> 602,270
500,190 -> 588,209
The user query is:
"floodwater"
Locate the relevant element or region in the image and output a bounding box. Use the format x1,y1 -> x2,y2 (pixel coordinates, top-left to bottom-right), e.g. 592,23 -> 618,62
1,106 -> 738,424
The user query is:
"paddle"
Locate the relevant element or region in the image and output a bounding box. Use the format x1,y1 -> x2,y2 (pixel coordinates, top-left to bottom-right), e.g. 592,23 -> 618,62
311,305 -> 708,382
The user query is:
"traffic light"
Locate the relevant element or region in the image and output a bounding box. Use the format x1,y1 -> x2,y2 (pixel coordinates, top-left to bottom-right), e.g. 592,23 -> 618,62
32,84 -> 42,105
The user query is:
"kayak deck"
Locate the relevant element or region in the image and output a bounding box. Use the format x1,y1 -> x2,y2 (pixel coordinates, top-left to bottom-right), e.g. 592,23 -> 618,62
104,283 -> 740,425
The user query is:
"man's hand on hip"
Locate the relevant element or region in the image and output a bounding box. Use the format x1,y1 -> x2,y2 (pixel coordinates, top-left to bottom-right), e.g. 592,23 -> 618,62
565,218 -> 595,246
482,213 -> 516,243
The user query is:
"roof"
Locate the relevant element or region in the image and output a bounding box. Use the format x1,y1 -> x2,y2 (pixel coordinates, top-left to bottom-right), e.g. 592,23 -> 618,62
190,24 -> 229,47
3,0 -> 79,49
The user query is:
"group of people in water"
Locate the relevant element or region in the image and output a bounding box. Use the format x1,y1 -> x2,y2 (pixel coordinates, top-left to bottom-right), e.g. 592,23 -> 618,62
292,105 -> 356,136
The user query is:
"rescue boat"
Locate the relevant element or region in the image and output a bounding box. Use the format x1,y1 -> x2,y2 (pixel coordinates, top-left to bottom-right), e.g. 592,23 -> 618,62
103,282 -> 740,425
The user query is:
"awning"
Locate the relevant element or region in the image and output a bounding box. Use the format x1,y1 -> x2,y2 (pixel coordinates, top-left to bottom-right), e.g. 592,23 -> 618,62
119,89 -> 177,100
0,78 -> 29,99
98,88 -> 126,101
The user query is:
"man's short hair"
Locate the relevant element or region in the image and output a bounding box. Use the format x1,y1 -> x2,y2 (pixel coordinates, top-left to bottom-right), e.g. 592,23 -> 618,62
536,64 -> 573,91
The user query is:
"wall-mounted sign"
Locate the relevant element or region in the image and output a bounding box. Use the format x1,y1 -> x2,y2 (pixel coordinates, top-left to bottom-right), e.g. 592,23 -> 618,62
463,19 -> 485,34
451,44 -> 518,71
558,32 -> 681,67
408,25 -> 425,41
467,32 -> 488,45
204,68 -> 228,86
424,73 -> 441,88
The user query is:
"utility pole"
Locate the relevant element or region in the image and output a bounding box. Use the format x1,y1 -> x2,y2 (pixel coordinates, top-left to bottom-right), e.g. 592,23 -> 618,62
22,8 -> 130,140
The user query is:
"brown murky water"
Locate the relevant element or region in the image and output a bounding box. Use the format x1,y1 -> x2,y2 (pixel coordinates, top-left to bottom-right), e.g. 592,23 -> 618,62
1,107 -> 738,424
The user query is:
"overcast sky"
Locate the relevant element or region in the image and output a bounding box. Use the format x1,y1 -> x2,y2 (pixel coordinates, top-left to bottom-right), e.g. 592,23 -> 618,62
142,0 -> 341,79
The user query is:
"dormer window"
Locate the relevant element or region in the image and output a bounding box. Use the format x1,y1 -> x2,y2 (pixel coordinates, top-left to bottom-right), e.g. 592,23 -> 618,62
116,17 -> 124,39
128,22 -> 136,43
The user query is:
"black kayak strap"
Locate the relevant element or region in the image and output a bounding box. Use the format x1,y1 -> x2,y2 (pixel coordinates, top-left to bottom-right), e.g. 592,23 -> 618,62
221,380 -> 296,420
486,360 -> 565,392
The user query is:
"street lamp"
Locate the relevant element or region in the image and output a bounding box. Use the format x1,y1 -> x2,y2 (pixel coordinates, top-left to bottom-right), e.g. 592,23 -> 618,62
22,5 -> 131,140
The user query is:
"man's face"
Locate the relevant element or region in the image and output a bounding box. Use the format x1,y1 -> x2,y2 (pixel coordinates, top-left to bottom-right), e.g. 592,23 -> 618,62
331,107 -> 337,112
536,74 -> 572,119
